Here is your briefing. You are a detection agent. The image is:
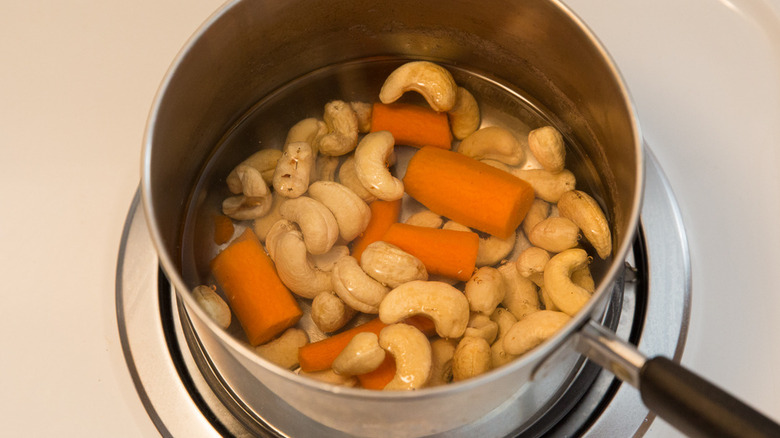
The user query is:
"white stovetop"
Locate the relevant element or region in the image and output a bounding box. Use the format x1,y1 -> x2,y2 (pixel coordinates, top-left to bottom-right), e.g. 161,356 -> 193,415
1,0 -> 779,436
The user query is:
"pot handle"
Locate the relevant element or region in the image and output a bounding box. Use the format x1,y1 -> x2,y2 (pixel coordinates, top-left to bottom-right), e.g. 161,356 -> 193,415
576,321 -> 780,438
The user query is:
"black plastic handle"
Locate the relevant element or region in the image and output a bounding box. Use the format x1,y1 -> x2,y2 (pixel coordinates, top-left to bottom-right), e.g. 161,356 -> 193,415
640,356 -> 780,438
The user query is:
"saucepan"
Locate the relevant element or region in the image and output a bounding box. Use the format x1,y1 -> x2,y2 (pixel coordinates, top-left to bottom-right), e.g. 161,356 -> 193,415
141,0 -> 780,436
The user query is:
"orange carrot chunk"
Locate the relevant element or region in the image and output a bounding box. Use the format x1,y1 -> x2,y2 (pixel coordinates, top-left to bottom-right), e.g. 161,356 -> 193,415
357,354 -> 396,390
350,198 -> 402,261
381,222 -> 479,282
213,214 -> 235,245
403,147 -> 535,239
210,228 -> 302,346
370,102 -> 453,149
298,316 -> 436,373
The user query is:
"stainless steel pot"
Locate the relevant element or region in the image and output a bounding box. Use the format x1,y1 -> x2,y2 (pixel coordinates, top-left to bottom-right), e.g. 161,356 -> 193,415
141,1 -> 780,436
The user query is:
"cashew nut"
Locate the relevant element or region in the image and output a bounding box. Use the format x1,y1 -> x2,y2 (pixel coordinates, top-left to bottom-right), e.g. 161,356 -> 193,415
427,338 -> 457,387
447,87 -> 481,140
299,369 -> 358,387
313,154 -> 339,183
572,264 -> 596,293
308,181 -> 371,242
543,248 -> 592,316
311,291 -> 356,333
227,164 -> 270,197
442,220 -> 513,267
452,336 -> 492,381
222,194 -> 273,220
360,241 -> 428,288
264,219 -> 298,261
318,100 -> 359,156
503,310 -> 571,355
458,126 -> 524,166
354,131 -> 404,201
379,61 -> 458,112
332,332 -> 386,376
539,287 -> 559,312
404,210 -> 443,229
273,141 -> 314,198
284,118 -> 328,149
498,262 -> 540,320
252,193 -> 286,241
310,245 -> 349,272
489,307 -> 519,367
464,266 -> 505,315
527,216 -> 580,253
464,313 -> 499,344
350,101 -> 373,133
192,285 -> 231,329
378,280 -> 470,339
379,323 -> 432,390
512,168 -> 576,203
557,190 -> 612,259
273,230 -> 333,299
279,196 -> 339,255
515,246 -> 551,287
331,255 -> 389,314
255,327 -> 308,369
528,126 -> 566,172
226,149 -> 281,194
337,155 -> 377,203
522,199 -> 551,238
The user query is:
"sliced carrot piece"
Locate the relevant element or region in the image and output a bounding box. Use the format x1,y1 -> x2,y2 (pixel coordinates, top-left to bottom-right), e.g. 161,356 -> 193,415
350,198 -> 402,262
370,102 -> 453,149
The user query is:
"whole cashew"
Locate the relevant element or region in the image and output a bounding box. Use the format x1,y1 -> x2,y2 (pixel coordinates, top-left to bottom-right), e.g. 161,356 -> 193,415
458,126 -> 524,166
337,155 -> 377,203
192,285 -> 231,329
543,248 -> 592,316
222,194 -> 273,221
527,216 -> 581,253
489,307 -> 519,368
273,141 -> 314,199
572,265 -> 596,293
522,199 -> 551,238
464,313 -> 499,344
557,190 -> 612,259
273,230 -> 333,299
354,131 -> 404,201
308,181 -> 371,242
379,61 -> 458,112
540,287 -> 559,312
314,155 -> 340,183
404,210 -> 443,229
332,332 -> 386,376
528,126 -> 566,172
310,245 -> 349,272
264,219 -> 298,261
284,117 -> 328,151
512,168 -> 576,203
464,266 -> 505,315
503,310 -> 571,355
227,164 -> 270,197
498,262 -> 540,320
378,280 -> 470,339
311,291 -> 356,333
254,327 -> 308,370
299,369 -> 357,387
515,246 -> 551,287
226,149 -> 281,194
452,336 -> 492,381
331,255 -> 390,314
279,196 -> 339,255
252,194 -> 286,241
447,87 -> 481,140
318,100 -> 359,156
379,323 -> 432,390
360,241 -> 428,288
427,338 -> 457,387
350,101 -> 373,133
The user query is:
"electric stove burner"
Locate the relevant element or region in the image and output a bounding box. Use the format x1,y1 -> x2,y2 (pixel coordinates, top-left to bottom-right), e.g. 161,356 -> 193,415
117,146 -> 690,437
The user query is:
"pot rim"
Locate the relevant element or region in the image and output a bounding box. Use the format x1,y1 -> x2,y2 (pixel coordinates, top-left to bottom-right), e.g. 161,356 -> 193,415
140,0 -> 644,401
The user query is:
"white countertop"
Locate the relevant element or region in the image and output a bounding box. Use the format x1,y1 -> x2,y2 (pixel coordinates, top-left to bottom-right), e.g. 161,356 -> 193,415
2,0 -> 779,436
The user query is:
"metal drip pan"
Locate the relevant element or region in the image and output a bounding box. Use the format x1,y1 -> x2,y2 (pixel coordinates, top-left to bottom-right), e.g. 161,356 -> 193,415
116,146 -> 690,437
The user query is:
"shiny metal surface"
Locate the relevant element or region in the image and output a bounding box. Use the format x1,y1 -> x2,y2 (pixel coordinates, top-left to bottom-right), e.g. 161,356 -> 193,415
118,146 -> 688,437
140,0 -> 642,434
576,321 -> 647,388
